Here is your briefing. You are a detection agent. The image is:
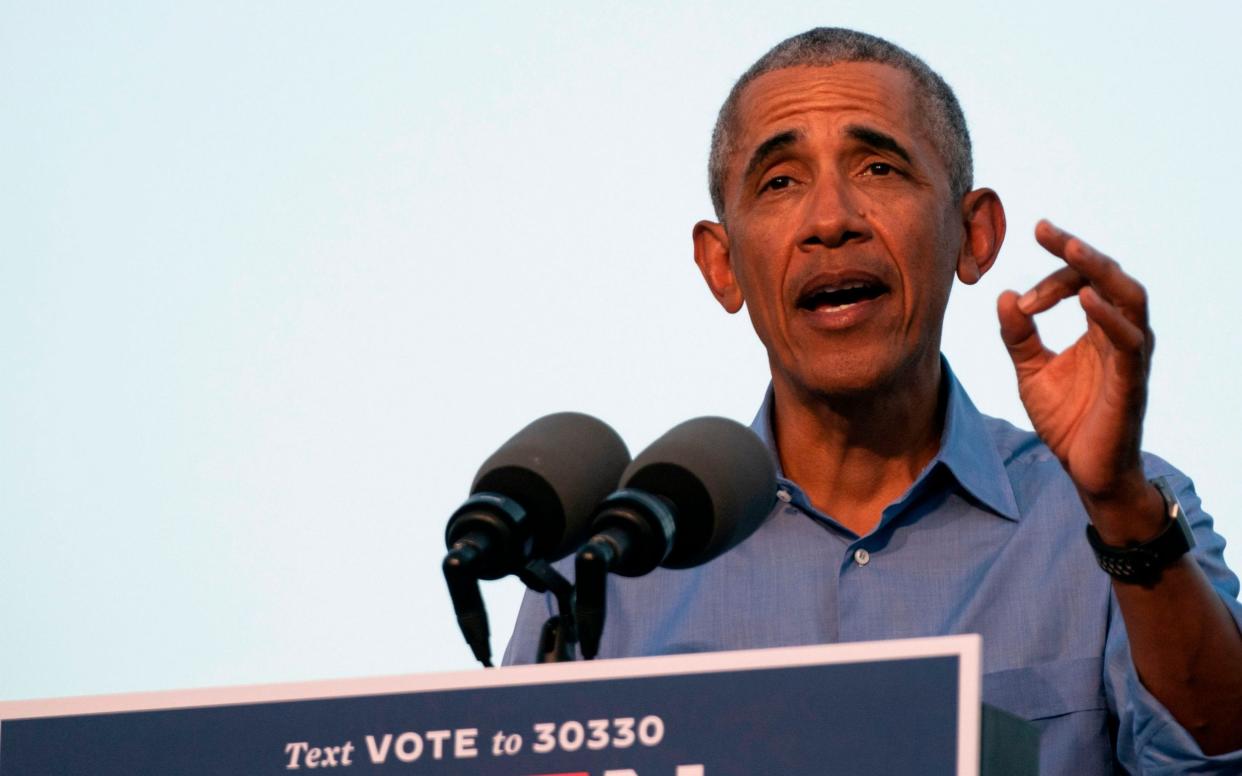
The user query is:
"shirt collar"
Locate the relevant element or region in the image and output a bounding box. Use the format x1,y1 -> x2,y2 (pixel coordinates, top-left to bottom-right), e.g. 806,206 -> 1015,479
749,358 -> 1021,522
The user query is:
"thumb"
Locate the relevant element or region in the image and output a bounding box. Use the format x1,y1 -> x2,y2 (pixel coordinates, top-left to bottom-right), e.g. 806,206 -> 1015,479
998,290 -> 1051,377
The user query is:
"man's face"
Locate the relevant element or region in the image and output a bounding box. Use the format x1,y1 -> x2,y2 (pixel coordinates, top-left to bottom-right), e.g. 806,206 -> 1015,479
697,62 -> 973,400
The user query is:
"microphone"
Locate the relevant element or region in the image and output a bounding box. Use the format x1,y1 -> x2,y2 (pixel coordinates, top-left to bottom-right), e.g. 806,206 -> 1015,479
442,412 -> 630,666
574,417 -> 777,659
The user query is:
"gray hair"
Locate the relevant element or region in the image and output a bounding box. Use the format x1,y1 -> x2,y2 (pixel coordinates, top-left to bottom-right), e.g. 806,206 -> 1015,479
708,27 -> 973,221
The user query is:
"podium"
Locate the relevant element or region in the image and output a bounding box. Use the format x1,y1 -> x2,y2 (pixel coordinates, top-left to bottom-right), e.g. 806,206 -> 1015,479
0,634 -> 1036,774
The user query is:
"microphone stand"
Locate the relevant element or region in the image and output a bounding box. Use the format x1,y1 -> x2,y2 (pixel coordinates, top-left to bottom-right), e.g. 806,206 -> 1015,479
517,560 -> 578,663
444,552 -> 580,666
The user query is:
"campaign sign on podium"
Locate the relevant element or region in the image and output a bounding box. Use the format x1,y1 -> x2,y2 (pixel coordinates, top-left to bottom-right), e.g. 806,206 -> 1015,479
0,635 -> 988,775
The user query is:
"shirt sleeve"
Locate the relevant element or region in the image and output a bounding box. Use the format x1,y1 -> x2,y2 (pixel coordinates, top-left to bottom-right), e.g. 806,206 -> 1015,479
1106,458 -> 1242,773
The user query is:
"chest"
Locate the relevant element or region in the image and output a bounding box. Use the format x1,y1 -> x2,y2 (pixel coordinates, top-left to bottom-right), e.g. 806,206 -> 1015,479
600,493 -> 1112,671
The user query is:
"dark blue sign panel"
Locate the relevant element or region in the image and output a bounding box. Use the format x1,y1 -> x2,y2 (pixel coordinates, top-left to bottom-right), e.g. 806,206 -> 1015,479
0,637 -> 980,776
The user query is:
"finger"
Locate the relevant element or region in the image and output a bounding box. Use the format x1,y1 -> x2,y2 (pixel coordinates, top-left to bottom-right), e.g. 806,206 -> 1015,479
1079,286 -> 1147,355
1033,218 -> 1074,259
1033,219 -> 1106,265
1035,220 -> 1148,325
1063,241 -> 1148,326
998,290 -> 1054,377
1017,265 -> 1087,315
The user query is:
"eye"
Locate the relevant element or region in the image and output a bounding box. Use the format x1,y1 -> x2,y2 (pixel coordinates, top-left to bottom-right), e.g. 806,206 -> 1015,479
866,162 -> 894,176
761,175 -> 793,192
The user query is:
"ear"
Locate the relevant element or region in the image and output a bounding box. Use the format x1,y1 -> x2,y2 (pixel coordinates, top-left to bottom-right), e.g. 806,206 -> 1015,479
693,219 -> 743,313
955,188 -> 1006,284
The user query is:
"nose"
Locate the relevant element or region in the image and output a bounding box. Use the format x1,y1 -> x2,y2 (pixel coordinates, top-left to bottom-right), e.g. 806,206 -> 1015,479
797,173 -> 870,250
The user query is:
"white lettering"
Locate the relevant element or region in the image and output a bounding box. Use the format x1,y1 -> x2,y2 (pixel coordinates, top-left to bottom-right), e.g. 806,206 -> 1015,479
504,732 -> 522,755
285,740 -> 356,769
320,746 -> 339,767
425,730 -> 450,760
455,728 -> 478,758
365,734 -> 392,764
559,720 -> 585,752
532,722 -> 556,754
613,717 -> 636,748
587,718 -> 610,750
395,732 -> 424,762
638,715 -> 665,746
284,742 -> 309,769
365,729 -> 485,762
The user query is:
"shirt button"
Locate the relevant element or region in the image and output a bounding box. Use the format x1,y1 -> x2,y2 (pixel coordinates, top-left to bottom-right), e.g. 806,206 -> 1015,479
776,488 -> 791,503
853,548 -> 871,566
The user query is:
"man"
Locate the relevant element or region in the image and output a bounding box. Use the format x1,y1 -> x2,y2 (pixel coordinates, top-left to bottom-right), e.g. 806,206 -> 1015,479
504,28 -> 1242,772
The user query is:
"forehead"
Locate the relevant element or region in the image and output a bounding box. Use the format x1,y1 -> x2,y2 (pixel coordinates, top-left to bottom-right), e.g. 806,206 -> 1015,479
730,61 -> 926,160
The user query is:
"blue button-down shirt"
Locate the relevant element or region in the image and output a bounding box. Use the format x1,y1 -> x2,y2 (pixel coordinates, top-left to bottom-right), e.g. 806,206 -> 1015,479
503,365 -> 1242,774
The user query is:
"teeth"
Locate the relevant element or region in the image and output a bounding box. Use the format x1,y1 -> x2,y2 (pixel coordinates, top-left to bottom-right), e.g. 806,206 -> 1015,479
798,279 -> 885,311
814,281 -> 868,294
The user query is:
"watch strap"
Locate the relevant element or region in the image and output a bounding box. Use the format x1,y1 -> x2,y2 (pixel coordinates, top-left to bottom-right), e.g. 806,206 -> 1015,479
1085,476 -> 1196,585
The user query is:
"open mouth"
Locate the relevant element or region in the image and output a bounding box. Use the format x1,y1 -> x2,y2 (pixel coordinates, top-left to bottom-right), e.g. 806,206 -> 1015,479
796,279 -> 889,311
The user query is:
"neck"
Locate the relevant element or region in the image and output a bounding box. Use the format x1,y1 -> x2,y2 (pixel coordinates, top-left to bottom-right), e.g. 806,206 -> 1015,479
771,357 -> 946,537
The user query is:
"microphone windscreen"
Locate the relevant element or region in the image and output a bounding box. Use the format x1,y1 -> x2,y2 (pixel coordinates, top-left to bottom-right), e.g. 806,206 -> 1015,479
472,412 -> 630,561
619,416 -> 775,569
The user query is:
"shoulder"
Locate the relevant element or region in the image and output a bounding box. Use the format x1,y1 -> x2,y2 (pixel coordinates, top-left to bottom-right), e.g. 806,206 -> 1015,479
980,413 -> 1056,468
981,409 -> 1199,508
978,411 -> 1201,512
976,413 -> 1080,517
976,409 -> 1238,598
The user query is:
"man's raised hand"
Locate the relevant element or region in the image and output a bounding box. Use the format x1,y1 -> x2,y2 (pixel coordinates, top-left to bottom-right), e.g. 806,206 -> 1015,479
997,220 -> 1162,541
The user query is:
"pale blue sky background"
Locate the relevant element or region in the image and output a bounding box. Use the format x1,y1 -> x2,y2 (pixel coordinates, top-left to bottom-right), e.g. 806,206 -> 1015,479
3,1 -> 1240,701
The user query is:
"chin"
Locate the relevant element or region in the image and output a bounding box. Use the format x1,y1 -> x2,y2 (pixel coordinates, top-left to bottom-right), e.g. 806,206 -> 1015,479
785,348 -> 932,402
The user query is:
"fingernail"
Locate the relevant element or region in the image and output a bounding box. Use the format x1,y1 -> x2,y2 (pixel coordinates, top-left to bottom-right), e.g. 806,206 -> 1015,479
1017,290 -> 1037,312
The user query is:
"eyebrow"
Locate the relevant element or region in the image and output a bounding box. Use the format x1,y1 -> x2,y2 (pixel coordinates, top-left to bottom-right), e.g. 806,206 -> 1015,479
740,124 -> 915,186
845,124 -> 912,164
742,129 -> 802,183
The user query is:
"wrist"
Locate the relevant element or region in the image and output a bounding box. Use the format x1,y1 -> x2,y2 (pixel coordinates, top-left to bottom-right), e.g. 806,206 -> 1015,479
1085,476 -> 1196,586
1081,477 -> 1167,546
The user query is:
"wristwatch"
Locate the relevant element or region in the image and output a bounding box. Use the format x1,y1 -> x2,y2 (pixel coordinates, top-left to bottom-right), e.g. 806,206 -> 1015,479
1085,476 -> 1195,585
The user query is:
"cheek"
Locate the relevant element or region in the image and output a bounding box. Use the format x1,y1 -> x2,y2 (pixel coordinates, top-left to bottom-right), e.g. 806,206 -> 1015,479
736,268 -> 783,333
912,235 -> 961,318
730,255 -> 788,347
731,232 -> 784,301
887,220 -> 959,319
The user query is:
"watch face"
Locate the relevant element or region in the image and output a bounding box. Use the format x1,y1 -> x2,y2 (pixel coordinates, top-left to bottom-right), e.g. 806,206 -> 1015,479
1172,507 -> 1196,552
1152,476 -> 1177,517
1151,475 -> 1196,552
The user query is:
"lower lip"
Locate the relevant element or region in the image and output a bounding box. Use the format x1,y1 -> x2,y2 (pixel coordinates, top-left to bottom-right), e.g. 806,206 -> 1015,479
796,293 -> 887,331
